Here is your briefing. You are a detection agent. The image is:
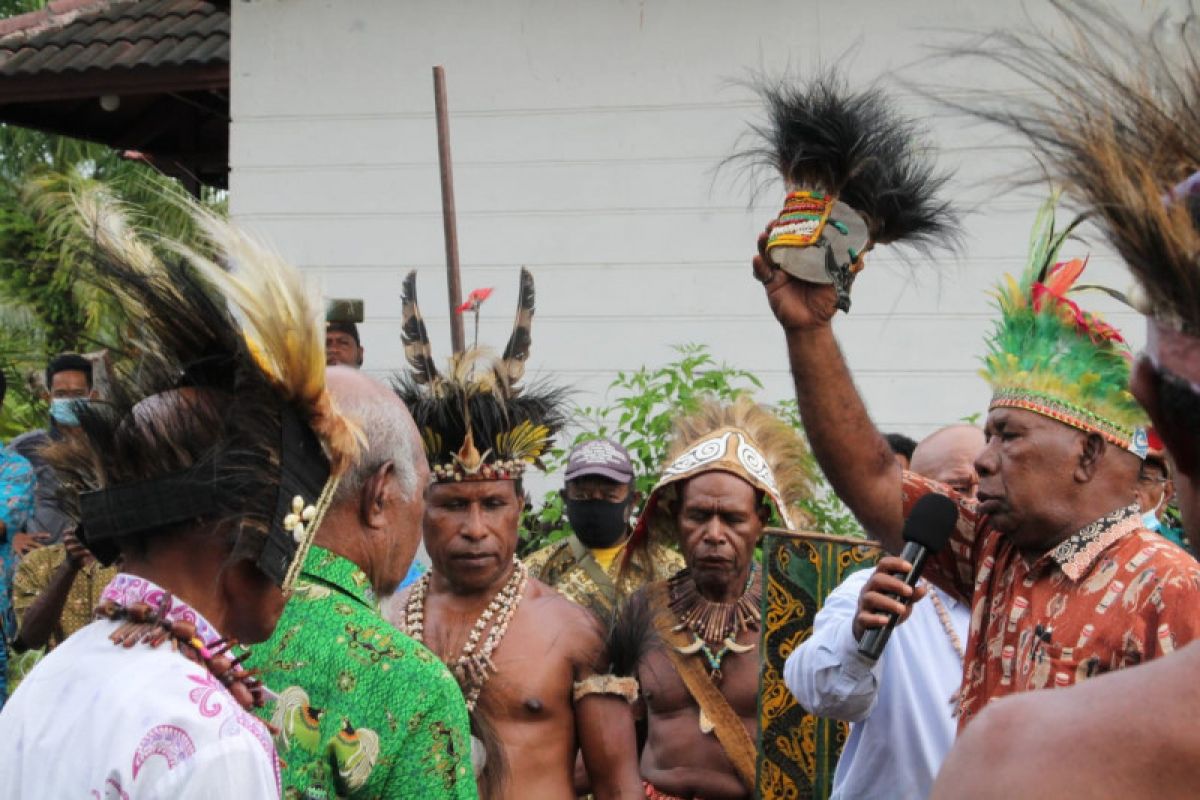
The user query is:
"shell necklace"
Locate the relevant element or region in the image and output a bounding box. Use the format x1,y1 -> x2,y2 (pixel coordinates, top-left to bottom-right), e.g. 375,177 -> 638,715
925,581 -> 965,714
667,565 -> 760,683
926,581 -> 964,661
402,557 -> 528,712
94,594 -> 268,715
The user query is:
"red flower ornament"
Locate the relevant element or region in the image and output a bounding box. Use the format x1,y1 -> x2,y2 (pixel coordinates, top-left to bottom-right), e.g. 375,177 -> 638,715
456,287 -> 493,314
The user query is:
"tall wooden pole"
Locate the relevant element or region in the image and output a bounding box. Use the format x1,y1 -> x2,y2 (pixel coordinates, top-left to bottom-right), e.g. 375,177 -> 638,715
433,65 -> 466,354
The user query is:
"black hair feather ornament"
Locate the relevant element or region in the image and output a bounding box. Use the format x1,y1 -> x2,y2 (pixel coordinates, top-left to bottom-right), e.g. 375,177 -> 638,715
740,69 -> 959,311
394,268 -> 567,483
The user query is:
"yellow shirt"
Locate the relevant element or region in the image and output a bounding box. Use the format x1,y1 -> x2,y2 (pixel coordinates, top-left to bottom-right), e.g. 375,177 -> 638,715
12,544 -> 118,649
591,543 -> 625,572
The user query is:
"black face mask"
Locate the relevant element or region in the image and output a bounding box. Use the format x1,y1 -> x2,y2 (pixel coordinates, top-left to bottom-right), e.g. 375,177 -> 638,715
565,497 -> 632,549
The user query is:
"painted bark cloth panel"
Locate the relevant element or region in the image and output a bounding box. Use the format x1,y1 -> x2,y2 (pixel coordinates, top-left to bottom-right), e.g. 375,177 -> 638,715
758,535 -> 878,800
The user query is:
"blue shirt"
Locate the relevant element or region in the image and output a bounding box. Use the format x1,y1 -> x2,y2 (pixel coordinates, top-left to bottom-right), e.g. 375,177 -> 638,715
0,445 -> 35,637
784,568 -> 969,800
9,428 -> 71,541
399,559 -> 427,590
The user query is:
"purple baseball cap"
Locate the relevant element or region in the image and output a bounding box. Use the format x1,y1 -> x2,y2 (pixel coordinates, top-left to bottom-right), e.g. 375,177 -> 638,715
564,437 -> 634,483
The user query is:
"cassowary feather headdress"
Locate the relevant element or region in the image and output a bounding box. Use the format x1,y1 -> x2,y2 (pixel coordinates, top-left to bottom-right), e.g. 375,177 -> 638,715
394,269 -> 567,483
741,69 -> 959,311
982,194 -> 1148,455
42,187 -> 361,591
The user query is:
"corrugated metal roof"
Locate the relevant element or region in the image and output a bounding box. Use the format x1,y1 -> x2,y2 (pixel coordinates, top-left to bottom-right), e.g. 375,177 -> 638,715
0,0 -> 227,77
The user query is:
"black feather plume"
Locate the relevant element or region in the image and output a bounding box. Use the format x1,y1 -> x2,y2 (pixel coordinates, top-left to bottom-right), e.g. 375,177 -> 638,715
607,590 -> 659,677
40,203 -> 294,571
393,369 -> 570,467
400,270 -> 440,385
741,69 -> 959,250
498,268 -> 535,387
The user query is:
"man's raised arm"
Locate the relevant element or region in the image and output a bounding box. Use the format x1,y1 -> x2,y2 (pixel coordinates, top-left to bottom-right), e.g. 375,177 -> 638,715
752,234 -> 904,551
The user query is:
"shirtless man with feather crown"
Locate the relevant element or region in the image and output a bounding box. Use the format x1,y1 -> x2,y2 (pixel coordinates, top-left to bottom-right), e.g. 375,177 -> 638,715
384,269 -> 641,799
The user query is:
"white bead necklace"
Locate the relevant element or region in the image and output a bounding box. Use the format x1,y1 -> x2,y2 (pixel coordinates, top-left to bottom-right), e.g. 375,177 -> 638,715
925,580 -> 965,714
402,557 -> 528,712
925,581 -> 964,661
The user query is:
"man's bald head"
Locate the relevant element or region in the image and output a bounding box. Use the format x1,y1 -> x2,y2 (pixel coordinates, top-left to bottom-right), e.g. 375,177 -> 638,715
910,424 -> 985,497
322,366 -> 428,594
326,366 -> 425,503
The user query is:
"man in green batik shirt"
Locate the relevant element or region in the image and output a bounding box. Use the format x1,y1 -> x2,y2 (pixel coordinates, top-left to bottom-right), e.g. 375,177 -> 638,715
248,369 -> 477,799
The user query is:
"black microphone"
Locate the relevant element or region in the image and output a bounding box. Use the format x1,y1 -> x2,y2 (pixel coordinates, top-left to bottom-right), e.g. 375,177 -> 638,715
857,493 -> 959,661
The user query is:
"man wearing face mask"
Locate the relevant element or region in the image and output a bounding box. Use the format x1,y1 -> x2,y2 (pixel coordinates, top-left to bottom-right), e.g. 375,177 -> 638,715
1133,439 -> 1183,547
526,438 -> 684,624
9,353 -> 97,552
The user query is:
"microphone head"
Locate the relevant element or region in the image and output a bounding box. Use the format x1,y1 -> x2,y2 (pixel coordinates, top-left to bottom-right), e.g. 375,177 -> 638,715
902,493 -> 958,552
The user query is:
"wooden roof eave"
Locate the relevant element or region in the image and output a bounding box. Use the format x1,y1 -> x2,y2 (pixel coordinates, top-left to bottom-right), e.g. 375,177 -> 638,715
0,61 -> 228,105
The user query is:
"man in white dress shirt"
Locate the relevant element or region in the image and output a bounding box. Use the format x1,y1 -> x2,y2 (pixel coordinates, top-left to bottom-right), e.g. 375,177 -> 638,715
784,425 -> 982,800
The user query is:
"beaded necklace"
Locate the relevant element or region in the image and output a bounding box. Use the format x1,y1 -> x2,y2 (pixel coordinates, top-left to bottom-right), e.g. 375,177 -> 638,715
925,581 -> 964,661
402,557 -> 528,712
667,565 -> 760,682
94,594 -> 269,716
924,581 -> 966,713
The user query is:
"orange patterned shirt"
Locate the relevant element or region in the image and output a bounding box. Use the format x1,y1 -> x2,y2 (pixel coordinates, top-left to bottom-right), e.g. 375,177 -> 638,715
902,471 -> 1200,730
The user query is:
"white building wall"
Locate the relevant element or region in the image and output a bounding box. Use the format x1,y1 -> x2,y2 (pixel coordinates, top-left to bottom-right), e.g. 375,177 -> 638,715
230,0 -> 1157,452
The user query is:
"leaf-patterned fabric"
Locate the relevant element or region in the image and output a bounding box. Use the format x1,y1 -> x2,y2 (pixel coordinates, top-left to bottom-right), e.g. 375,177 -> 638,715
249,546 -> 478,799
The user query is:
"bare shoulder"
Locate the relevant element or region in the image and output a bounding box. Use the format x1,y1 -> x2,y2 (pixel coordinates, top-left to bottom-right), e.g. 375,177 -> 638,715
936,645 -> 1200,799
524,578 -> 602,632
521,578 -> 605,665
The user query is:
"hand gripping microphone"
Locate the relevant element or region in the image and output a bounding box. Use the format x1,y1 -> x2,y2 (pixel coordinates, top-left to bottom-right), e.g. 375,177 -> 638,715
857,493 -> 959,661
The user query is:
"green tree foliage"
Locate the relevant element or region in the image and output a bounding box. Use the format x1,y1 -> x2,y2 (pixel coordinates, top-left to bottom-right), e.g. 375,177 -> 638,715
0,123 -> 225,438
0,0 -> 225,435
0,0 -> 41,20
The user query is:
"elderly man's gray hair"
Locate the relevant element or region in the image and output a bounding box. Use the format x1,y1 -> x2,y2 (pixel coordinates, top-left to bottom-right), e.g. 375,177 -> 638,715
332,389 -> 422,504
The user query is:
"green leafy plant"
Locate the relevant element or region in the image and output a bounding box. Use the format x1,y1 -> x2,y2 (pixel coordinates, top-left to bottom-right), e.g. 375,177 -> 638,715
0,300 -> 47,439
770,399 -> 864,539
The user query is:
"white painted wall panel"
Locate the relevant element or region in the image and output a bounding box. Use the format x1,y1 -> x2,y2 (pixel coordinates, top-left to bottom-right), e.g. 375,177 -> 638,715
230,0 -> 1161,462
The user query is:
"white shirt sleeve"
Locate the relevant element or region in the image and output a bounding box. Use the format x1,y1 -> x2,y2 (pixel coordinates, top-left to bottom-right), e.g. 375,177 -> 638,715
783,568 -> 884,723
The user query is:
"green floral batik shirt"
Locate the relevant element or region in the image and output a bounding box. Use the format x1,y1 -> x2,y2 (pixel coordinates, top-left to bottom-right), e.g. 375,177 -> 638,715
249,546 -> 478,800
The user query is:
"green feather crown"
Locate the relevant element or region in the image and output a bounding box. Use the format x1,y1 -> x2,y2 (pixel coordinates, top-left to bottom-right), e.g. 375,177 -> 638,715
981,195 -> 1147,451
